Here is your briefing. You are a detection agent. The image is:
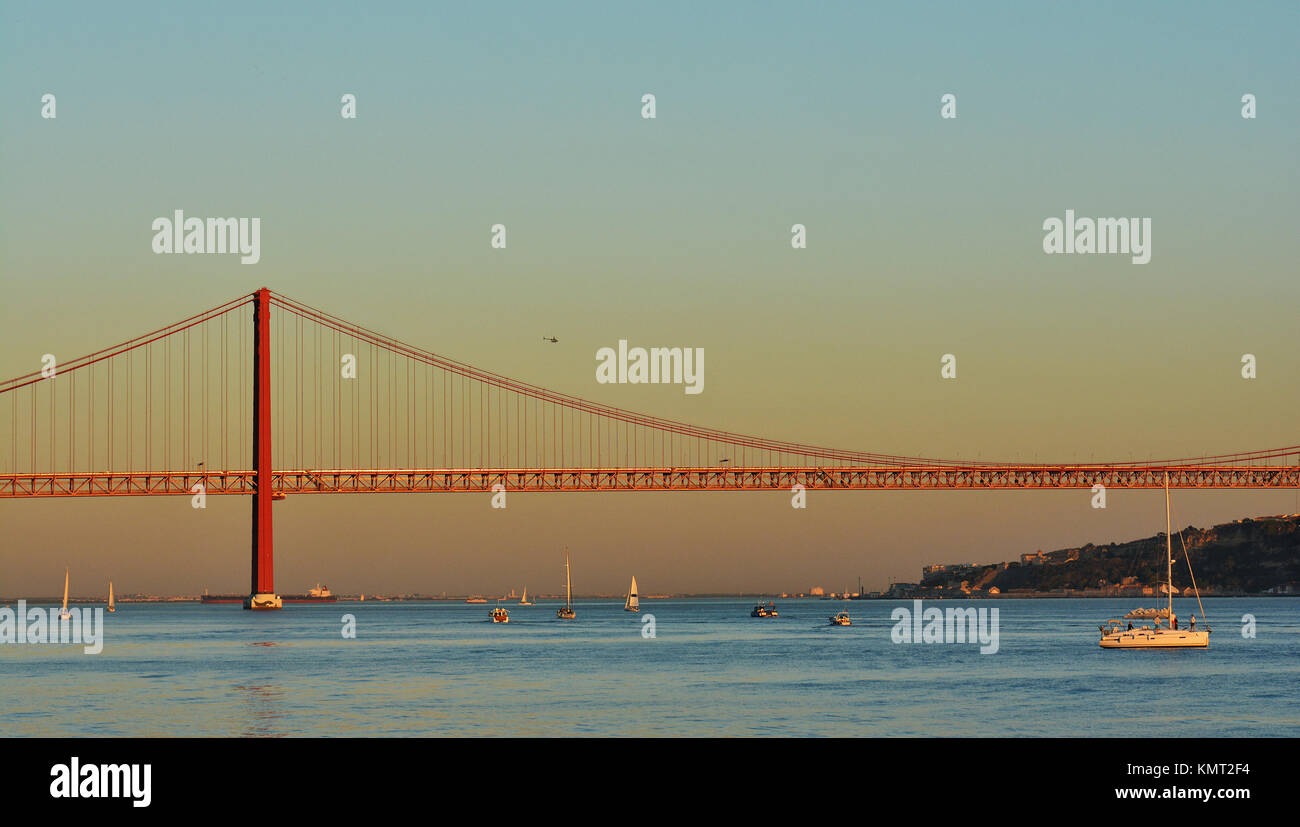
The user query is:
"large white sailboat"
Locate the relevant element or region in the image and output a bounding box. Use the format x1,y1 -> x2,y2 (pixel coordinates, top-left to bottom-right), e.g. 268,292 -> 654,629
519,586 -> 533,606
557,550 -> 576,619
59,568 -> 72,620
1100,472 -> 1210,649
107,581 -> 116,613
624,576 -> 639,612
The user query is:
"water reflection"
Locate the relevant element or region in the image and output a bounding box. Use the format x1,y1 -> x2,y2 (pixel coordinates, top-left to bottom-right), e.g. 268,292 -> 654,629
233,683 -> 287,737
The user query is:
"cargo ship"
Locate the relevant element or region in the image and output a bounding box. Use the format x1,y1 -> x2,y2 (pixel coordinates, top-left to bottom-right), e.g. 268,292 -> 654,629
200,583 -> 337,604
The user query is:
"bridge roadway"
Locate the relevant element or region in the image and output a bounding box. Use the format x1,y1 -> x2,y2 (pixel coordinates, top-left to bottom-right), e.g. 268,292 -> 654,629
3,464 -> 1298,496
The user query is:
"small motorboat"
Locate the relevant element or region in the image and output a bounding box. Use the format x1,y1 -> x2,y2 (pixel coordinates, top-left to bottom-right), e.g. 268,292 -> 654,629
490,607 -> 510,623
829,610 -> 851,626
750,601 -> 778,618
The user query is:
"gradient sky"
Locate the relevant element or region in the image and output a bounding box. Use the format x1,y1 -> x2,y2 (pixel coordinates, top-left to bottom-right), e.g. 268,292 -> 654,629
2,1 -> 1298,596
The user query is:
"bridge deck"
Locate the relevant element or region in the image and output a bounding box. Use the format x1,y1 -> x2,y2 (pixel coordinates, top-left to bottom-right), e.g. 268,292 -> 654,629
2,466 -> 1297,496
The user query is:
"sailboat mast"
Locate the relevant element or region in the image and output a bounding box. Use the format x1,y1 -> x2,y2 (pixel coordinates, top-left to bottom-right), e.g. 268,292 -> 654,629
1165,471 -> 1173,620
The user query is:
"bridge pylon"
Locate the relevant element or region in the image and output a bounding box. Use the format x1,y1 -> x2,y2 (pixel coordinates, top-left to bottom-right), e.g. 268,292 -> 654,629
243,287 -> 280,610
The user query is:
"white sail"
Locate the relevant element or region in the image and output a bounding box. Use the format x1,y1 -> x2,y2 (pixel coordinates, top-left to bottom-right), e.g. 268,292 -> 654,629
59,568 -> 71,620
625,576 -> 639,611
108,581 -> 115,609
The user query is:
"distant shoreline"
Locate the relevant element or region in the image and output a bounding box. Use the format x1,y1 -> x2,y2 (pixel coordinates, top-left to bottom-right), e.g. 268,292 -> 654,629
2,593 -> 1293,605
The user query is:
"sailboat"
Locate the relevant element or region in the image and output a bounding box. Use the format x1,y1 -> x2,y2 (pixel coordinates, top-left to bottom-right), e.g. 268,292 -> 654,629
107,581 -> 116,613
557,550 -> 576,619
624,576 -> 639,612
59,568 -> 72,620
1100,472 -> 1210,649
519,586 -> 533,606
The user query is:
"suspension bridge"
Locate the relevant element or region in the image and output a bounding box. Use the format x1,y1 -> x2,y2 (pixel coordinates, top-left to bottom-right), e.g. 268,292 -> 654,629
3,288 -> 1296,607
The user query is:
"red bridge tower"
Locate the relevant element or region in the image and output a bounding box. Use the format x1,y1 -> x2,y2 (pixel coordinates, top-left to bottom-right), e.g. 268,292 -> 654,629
243,287 -> 281,610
